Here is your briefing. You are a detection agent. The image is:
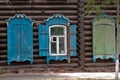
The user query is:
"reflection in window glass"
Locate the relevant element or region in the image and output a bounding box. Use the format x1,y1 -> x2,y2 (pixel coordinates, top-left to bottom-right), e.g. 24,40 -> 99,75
59,37 -> 65,54
51,42 -> 57,54
50,26 -> 67,55
53,37 -> 56,42
51,27 -> 64,35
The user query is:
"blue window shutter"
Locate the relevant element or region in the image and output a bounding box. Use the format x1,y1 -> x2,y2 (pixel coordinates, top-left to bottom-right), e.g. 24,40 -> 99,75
7,25 -> 20,64
7,14 -> 34,65
39,24 -> 49,56
7,24 -> 33,64
21,24 -> 33,63
70,25 -> 76,56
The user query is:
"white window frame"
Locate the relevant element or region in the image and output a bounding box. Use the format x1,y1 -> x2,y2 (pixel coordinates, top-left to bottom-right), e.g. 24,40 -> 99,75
49,25 -> 67,56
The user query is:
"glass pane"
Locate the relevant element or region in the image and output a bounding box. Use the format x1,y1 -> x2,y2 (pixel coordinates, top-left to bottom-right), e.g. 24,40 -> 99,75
51,42 -> 57,54
59,37 -> 65,54
52,37 -> 56,42
51,27 -> 64,35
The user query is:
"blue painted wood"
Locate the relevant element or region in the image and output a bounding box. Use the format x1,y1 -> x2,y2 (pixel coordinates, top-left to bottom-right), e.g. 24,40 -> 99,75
7,14 -> 33,65
70,25 -> 77,56
38,14 -> 77,63
46,56 -> 68,64
38,24 -> 49,56
45,14 -> 69,26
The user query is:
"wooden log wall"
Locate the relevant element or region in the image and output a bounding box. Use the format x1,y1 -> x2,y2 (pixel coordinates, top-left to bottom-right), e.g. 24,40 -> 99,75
0,0 -> 119,74
0,0 -> 80,74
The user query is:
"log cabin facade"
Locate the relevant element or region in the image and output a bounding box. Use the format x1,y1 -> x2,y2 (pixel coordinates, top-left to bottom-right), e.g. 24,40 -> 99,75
0,0 -> 119,74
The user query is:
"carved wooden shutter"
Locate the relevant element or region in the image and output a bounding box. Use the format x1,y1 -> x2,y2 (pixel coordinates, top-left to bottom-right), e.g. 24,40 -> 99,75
93,14 -> 115,62
70,25 -> 77,56
7,14 -> 33,64
38,24 -> 49,56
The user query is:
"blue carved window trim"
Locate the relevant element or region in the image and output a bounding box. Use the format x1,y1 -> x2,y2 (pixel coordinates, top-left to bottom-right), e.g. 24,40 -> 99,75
38,14 -> 76,64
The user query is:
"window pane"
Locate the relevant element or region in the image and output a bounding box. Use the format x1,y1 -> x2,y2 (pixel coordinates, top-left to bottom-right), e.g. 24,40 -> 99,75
59,37 -> 65,54
51,27 -> 64,35
52,37 -> 56,42
51,42 -> 57,54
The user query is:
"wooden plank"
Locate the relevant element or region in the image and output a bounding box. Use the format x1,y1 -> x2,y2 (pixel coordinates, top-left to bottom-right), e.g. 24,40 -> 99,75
0,50 -> 7,53
84,31 -> 92,35
84,42 -> 92,46
0,63 -> 79,69
84,58 -> 92,61
84,36 -> 92,40
84,52 -> 92,56
0,5 -> 77,9
85,63 -> 115,67
0,33 -> 6,36
85,67 -> 115,72
0,44 -> 7,48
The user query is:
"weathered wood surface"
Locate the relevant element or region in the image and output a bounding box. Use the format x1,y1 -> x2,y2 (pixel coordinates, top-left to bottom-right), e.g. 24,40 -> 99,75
0,0 -> 118,73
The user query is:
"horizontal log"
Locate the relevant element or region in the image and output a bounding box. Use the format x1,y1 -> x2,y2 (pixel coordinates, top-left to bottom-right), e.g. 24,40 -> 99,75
34,20 -> 78,24
84,31 -> 92,35
85,58 -> 93,61
0,33 -> 6,36
0,1 -> 77,5
2,66 -> 79,74
33,48 -> 39,52
44,10 -> 77,14
33,43 -> 38,47
85,62 -> 115,67
84,47 -> 92,51
84,67 -> 115,72
84,36 -> 92,40
84,25 -> 92,29
0,63 -> 79,69
84,52 -> 92,56
0,27 -> 6,31
84,15 -> 116,19
0,10 -> 77,14
0,44 -> 7,48
33,32 -> 38,35
0,0 -> 5,2
0,60 -> 7,64
84,42 -> 92,46
0,5 -> 77,10
0,14 -> 77,21
0,39 -> 7,43
0,22 -> 6,26
22,67 -> 77,73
